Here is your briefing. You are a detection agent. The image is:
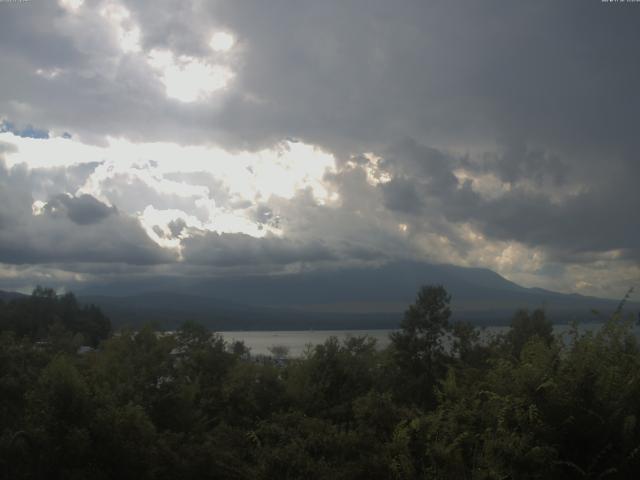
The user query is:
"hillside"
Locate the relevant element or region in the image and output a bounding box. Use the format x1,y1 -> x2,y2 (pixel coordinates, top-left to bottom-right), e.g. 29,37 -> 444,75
71,261 -> 638,330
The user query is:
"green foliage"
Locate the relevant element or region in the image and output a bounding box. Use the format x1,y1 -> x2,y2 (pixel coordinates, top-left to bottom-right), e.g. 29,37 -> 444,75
25,355 -> 95,478
505,308 -> 554,359
0,287 -> 111,346
287,335 -> 380,421
390,284 -> 452,407
1,285 -> 639,479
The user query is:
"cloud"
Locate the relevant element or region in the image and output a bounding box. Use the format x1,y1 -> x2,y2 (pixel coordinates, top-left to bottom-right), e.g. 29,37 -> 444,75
181,231 -> 337,267
0,0 -> 637,159
0,161 -> 174,266
381,178 -> 423,215
1,120 -> 49,139
0,0 -> 638,298
43,193 -> 117,225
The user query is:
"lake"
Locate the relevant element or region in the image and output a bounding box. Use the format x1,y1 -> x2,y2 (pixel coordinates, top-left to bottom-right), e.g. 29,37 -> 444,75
220,329 -> 395,357
220,323 -> 624,357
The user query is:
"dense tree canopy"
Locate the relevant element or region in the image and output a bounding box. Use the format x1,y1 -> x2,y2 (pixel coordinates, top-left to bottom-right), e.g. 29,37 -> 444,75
390,285 -> 452,407
0,287 -> 110,347
0,285 -> 639,479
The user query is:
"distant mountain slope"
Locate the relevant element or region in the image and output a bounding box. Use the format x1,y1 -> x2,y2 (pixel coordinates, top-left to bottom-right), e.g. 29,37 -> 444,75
78,292 -> 398,331
75,261 -> 639,330
0,290 -> 27,302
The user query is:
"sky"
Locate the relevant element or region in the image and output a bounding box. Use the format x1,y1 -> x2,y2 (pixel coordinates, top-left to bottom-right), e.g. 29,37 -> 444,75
0,0 -> 638,299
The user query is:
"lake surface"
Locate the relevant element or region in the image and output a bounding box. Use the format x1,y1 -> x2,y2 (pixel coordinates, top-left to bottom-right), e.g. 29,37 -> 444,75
220,329 -> 395,357
220,322 -> 633,357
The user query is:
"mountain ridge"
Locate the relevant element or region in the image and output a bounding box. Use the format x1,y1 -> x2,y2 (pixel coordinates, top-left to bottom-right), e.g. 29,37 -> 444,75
3,261 -> 637,330
77,261 -> 639,329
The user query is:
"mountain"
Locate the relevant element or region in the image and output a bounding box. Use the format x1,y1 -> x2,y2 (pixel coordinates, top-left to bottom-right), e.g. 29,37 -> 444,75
0,290 -> 27,302
74,261 -> 639,330
77,292 -> 397,331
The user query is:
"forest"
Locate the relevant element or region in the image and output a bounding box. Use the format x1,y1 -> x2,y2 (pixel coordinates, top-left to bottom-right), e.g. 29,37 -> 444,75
1,285 -> 639,479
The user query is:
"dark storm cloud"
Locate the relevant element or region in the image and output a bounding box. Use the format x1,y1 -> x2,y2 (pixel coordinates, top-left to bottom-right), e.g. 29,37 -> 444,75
463,185 -> 640,263
181,231 -> 338,267
44,193 -> 117,225
0,0 -> 196,145
167,218 -> 187,238
481,142 -> 570,188
27,162 -> 102,200
194,0 -> 638,170
377,138 -> 461,215
0,0 -> 633,155
381,178 -> 423,215
0,214 -> 173,265
371,137 -> 640,264
1,0 -> 637,179
248,204 -> 281,230
382,139 -> 459,187
251,185 -> 406,265
0,161 -> 174,265
0,0 -> 638,295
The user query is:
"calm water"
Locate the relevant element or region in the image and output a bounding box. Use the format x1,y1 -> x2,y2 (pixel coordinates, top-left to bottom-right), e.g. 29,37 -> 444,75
220,329 -> 395,357
220,323 -> 630,357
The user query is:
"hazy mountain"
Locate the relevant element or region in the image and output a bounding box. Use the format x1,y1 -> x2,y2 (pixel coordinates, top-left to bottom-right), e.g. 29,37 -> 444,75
0,290 -> 27,302
69,261 -> 638,330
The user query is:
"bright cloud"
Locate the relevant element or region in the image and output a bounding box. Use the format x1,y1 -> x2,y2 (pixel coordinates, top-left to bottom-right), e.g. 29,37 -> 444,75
97,2 -> 236,102
59,0 -> 84,12
35,68 -> 63,79
147,49 -> 234,102
0,132 -> 338,244
210,31 -> 236,52
100,2 -> 142,54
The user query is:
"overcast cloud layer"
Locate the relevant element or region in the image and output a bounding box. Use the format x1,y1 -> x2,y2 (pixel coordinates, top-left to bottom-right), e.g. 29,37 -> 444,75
0,0 -> 638,298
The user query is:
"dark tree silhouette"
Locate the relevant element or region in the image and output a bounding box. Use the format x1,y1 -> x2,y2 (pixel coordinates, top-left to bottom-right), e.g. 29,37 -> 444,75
390,284 -> 452,407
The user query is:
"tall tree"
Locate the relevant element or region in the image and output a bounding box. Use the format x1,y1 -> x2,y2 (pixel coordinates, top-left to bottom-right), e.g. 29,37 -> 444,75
390,285 -> 452,407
